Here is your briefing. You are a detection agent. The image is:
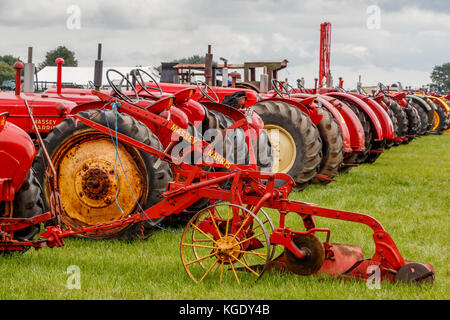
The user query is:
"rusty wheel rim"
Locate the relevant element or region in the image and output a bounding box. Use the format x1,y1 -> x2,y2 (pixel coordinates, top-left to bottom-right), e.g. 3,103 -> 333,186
46,129 -> 148,238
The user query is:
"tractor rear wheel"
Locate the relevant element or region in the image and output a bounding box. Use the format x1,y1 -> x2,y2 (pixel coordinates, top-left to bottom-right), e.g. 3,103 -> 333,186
384,106 -> 399,149
411,101 -> 429,135
403,104 -> 421,144
420,99 -> 436,135
345,102 -> 372,164
252,100 -> 322,190
33,110 -> 172,240
388,100 -> 408,146
312,108 -> 343,184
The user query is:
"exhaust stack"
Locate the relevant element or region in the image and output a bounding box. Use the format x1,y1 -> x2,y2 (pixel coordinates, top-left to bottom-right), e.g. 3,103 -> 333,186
94,43 -> 103,90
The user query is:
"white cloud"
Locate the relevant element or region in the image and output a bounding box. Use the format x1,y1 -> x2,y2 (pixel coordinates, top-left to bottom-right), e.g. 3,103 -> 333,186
0,0 -> 448,88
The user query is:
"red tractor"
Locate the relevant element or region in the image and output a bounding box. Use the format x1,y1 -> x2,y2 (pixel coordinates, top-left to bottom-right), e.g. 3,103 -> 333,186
0,112 -> 43,242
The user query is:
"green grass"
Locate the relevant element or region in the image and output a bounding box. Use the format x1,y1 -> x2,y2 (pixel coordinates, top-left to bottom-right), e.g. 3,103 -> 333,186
1,134 -> 449,300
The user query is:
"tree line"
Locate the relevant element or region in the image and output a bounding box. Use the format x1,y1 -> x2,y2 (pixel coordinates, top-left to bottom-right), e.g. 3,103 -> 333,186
0,46 -> 78,84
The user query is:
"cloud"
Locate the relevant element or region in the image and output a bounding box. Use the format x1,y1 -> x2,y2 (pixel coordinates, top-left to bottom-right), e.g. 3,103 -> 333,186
0,0 -> 448,88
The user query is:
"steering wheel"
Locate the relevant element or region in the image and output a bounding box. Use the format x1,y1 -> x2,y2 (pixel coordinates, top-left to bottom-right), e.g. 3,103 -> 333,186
106,69 -> 140,104
271,79 -> 291,98
130,69 -> 163,97
296,79 -> 307,93
196,80 -> 219,103
356,84 -> 365,95
378,82 -> 388,93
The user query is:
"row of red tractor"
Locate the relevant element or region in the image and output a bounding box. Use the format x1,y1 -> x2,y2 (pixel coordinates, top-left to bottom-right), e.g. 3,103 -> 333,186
0,57 -> 443,284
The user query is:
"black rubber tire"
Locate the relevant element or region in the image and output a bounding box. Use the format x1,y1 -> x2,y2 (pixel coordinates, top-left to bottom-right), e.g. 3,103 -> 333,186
402,103 -> 421,144
432,103 -> 447,134
364,139 -> 385,164
209,110 -> 249,166
387,100 -> 408,146
345,102 -> 372,164
32,110 -> 172,240
412,96 -> 435,134
384,106 -> 398,149
444,113 -> 450,131
11,169 -> 44,241
252,100 -> 322,190
410,101 -> 429,135
312,108 -> 344,184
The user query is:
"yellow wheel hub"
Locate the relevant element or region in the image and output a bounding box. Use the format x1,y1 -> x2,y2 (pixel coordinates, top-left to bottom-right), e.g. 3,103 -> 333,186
214,235 -> 242,264
264,124 -> 297,173
51,132 -> 146,230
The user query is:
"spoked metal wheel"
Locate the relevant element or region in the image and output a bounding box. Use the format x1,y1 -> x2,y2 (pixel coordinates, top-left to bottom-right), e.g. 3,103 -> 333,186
180,203 -> 272,284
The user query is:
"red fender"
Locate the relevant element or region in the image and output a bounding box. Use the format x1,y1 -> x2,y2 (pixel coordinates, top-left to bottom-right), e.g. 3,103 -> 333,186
325,92 -> 384,141
258,97 -> 323,125
350,93 -> 395,140
0,118 -> 36,201
172,99 -> 206,129
318,95 -> 365,152
292,93 -> 352,153
200,101 -> 261,146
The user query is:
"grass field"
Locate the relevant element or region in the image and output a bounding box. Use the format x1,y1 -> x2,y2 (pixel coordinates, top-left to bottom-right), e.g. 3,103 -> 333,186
1,134 -> 449,300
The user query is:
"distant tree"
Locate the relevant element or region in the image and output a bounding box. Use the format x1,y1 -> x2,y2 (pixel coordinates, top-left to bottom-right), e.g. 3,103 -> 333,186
0,54 -> 21,66
154,54 -> 206,74
176,55 -> 205,65
0,55 -> 22,84
39,46 -> 78,70
430,63 -> 450,93
0,61 -> 16,83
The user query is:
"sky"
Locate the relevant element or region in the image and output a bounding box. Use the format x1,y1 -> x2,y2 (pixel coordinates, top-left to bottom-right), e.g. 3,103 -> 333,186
0,0 -> 449,89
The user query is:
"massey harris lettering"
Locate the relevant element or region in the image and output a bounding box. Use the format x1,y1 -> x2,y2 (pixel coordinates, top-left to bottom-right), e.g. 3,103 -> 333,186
170,123 -> 232,169
34,118 -> 59,131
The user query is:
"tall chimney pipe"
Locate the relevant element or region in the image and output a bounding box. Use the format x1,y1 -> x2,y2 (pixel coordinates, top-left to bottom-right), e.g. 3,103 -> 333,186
94,43 -> 103,90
